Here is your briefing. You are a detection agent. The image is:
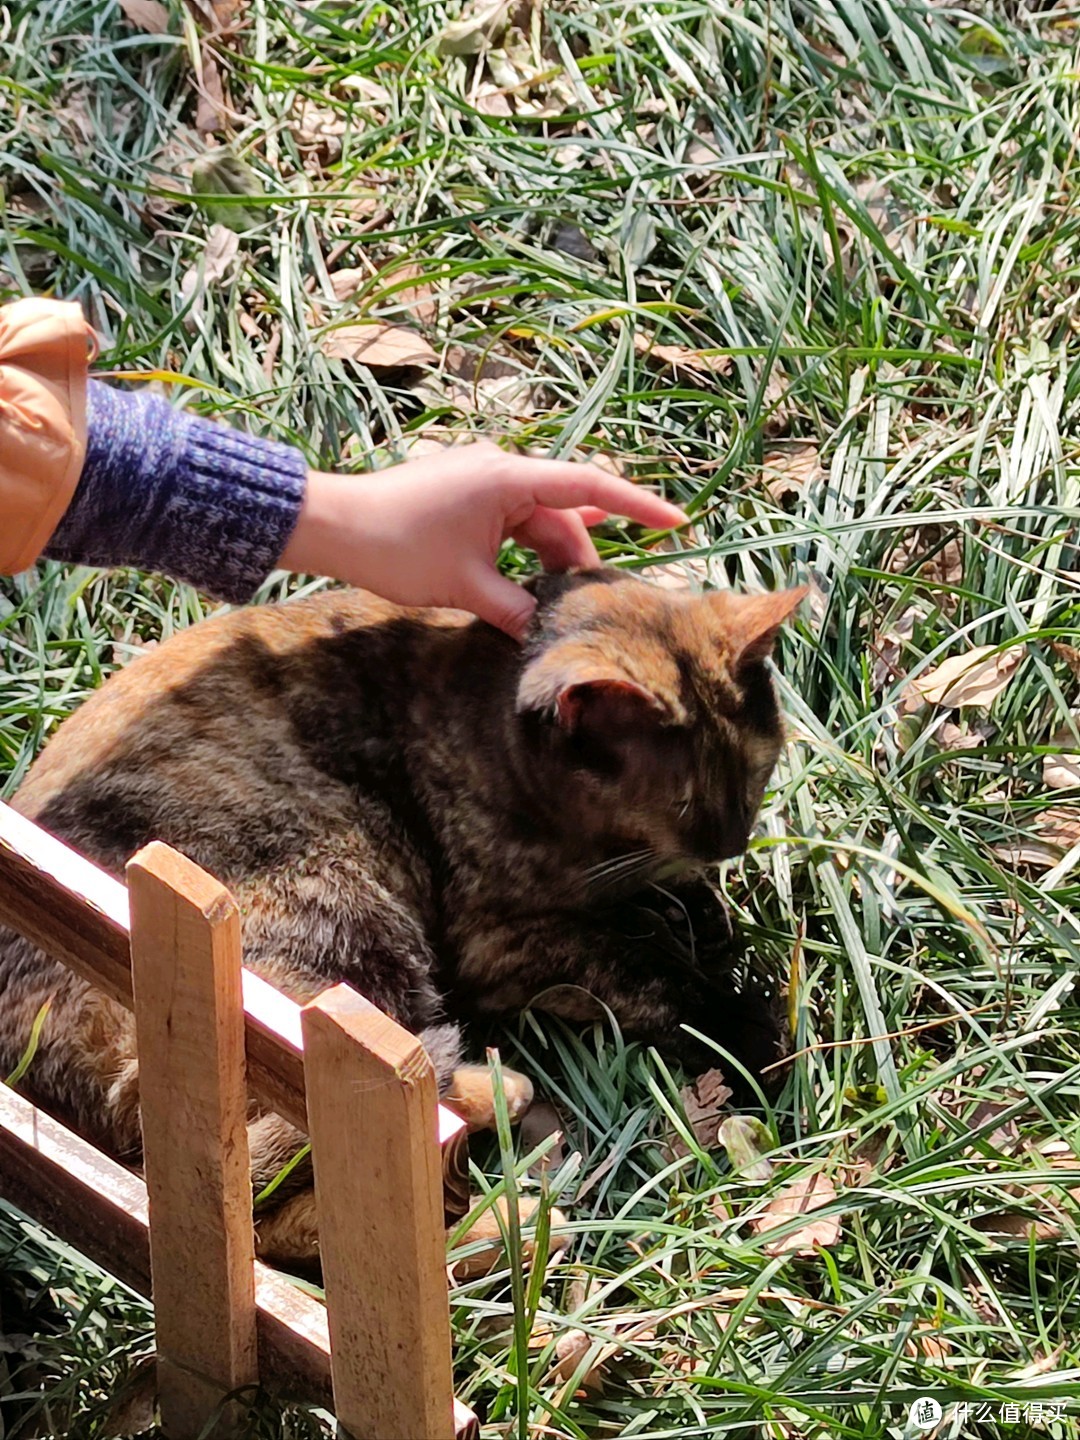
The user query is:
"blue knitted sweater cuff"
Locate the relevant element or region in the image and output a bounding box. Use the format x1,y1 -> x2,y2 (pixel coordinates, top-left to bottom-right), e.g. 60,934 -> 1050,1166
44,381 -> 308,603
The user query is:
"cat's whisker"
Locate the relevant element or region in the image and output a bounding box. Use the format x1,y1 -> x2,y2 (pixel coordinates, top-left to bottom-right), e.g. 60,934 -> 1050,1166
584,848 -> 663,895
583,848 -> 654,884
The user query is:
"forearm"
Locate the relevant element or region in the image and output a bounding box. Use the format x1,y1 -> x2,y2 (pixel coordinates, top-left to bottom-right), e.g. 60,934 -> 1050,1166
43,381 -> 307,603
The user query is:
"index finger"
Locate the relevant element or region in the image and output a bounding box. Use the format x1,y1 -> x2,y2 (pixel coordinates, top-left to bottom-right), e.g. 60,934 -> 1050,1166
514,463 -> 689,531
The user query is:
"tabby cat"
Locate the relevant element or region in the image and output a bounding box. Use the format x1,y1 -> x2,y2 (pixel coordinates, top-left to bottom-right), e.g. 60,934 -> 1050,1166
0,568 -> 803,1262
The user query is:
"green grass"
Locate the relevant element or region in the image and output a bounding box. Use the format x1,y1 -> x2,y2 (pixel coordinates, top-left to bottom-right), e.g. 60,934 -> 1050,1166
3,0 -> 1080,1435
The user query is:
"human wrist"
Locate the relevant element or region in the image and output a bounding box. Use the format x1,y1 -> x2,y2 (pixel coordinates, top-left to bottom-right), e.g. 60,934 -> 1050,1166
280,469 -> 367,582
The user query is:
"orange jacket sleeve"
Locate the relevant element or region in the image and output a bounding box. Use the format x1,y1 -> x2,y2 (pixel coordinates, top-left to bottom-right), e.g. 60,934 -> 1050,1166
0,298 -> 96,573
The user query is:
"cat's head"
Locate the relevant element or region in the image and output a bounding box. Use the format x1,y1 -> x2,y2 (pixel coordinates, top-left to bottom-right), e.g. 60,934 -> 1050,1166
515,570 -> 805,875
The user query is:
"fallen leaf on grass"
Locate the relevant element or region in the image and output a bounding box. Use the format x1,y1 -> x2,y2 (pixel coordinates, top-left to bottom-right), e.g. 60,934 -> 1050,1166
1052,641 -> 1080,681
973,1151 -> 1080,1241
761,441 -> 822,502
552,1316 -> 658,1396
905,1321 -> 950,1362
871,607 -> 917,692
377,260 -> 438,322
634,332 -> 732,378
995,808 -> 1080,873
178,224 -> 239,323
750,1173 -> 840,1257
1035,808 -> 1080,850
554,1330 -> 607,1393
939,721 -> 993,753
901,645 -> 1022,711
320,323 -> 436,368
119,0 -> 171,30
1044,756 -> 1080,790
292,99 -> 347,162
888,525 -> 963,590
973,1208 -> 1066,1241
718,1115 -> 774,1181
185,0 -> 244,27
1043,720 -> 1080,790
327,267 -> 367,302
438,0 -> 512,55
194,44 -> 228,133
669,1068 -> 733,1158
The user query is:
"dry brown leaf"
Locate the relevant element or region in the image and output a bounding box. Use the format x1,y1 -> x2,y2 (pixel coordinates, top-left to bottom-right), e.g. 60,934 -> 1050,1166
438,0 -> 512,55
475,85 -> 514,116
583,451 -> 625,477
1052,641 -> 1080,681
178,224 -> 239,325
1044,756 -> 1080,790
634,332 -> 733,378
339,75 -> 392,108
905,1321 -> 950,1363
293,100 -> 347,163
938,721 -> 992,753
1037,808 -> 1080,850
871,607 -> 916,692
194,45 -> 227,133
669,1068 -> 733,1158
888,525 -> 963,590
993,840 -> 1067,872
750,1172 -> 840,1257
1043,719 -> 1080,790
761,441 -> 822,502
1014,1344 -> 1067,1380
973,1209 -> 1065,1241
327,267 -> 367,302
554,1330 -> 607,1393
996,807 -> 1080,872
973,1156 -> 1080,1241
685,134 -> 719,168
902,645 -> 1021,711
119,0 -> 172,31
320,323 -> 436,368
184,0 -> 243,29
378,261 -> 437,322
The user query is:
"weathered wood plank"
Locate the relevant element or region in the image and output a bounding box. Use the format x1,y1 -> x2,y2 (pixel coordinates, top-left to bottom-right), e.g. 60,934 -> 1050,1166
129,843 -> 259,1437
0,1086 -> 479,1435
301,985 -> 457,1440
0,802 -> 469,1215
0,1084 -> 326,1402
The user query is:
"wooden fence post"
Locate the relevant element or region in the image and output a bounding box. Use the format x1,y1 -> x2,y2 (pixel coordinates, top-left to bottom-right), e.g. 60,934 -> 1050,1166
301,984 -> 455,1440
128,842 -> 258,1437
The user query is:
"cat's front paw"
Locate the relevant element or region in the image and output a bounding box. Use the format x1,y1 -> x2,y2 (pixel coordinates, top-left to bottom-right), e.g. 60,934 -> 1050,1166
443,1064 -> 535,1132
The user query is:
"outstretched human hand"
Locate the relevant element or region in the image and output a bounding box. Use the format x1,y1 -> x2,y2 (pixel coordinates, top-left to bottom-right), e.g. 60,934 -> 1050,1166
280,441 -> 688,639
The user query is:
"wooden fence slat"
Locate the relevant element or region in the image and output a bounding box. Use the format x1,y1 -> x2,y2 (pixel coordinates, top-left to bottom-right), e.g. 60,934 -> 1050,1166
128,843 -> 258,1438
0,1083 -> 337,1408
0,802 -> 470,1219
301,984 -> 456,1440
0,1068 -> 480,1435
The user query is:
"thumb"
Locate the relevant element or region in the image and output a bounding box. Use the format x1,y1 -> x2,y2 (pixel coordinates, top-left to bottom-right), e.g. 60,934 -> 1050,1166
458,565 -> 537,641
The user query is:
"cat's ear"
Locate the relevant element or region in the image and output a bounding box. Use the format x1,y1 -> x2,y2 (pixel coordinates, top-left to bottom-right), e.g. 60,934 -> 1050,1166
718,586 -> 808,670
517,649 -> 674,733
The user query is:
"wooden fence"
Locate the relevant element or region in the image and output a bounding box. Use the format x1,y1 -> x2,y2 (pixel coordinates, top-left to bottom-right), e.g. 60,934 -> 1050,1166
0,800 -> 479,1440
